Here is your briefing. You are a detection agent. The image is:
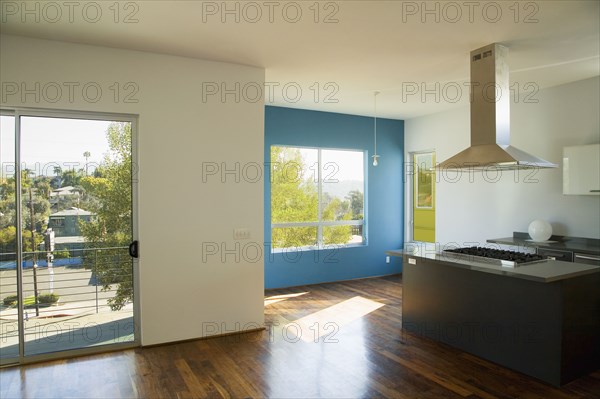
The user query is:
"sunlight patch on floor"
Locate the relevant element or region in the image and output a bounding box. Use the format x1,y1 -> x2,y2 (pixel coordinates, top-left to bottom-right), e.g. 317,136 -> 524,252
285,296 -> 385,342
264,292 -> 309,306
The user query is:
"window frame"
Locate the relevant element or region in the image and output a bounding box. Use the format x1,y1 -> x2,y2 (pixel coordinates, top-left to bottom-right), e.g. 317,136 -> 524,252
414,152 -> 435,210
270,145 -> 367,252
0,106 -> 141,365
50,217 -> 65,227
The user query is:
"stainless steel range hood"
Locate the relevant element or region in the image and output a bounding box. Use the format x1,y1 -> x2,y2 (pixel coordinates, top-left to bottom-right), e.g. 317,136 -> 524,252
438,43 -> 557,170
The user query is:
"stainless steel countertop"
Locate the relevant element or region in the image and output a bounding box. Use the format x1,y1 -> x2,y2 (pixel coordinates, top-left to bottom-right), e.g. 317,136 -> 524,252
487,234 -> 600,256
386,246 -> 600,283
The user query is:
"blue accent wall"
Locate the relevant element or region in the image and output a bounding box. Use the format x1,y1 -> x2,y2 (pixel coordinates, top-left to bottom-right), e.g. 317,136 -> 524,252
264,106 -> 404,289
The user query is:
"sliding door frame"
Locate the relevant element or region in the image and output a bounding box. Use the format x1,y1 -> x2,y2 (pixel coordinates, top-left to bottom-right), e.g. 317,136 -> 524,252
0,107 -> 140,366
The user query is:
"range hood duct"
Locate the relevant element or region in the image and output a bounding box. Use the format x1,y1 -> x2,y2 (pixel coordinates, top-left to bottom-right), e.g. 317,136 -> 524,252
438,43 -> 557,170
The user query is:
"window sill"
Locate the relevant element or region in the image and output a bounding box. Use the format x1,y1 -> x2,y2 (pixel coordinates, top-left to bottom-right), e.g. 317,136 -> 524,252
270,242 -> 367,254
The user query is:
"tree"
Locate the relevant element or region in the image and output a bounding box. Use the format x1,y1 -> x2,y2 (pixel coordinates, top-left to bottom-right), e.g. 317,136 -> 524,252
322,198 -> 352,245
54,194 -> 78,212
1,178 -> 18,260
346,190 -> 364,220
271,147 -> 318,248
33,176 -> 52,200
0,171 -> 51,232
51,166 -> 62,189
80,122 -> 133,311
0,171 -> 51,262
0,226 -> 44,260
61,169 -> 83,187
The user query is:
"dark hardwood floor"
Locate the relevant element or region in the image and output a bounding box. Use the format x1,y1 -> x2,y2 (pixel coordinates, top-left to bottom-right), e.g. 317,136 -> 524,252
1,275 -> 599,398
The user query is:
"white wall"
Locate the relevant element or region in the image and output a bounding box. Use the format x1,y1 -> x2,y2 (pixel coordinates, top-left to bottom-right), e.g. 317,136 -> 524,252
405,76 -> 600,244
0,34 -> 265,345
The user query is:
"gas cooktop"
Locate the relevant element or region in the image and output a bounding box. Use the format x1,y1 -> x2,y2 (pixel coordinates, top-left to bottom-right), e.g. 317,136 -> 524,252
443,246 -> 545,268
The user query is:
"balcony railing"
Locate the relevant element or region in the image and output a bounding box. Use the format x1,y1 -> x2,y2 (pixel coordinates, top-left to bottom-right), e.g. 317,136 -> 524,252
0,246 -> 132,317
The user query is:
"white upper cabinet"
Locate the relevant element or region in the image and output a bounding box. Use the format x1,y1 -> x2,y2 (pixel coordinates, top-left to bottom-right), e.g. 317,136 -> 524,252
563,144 -> 600,195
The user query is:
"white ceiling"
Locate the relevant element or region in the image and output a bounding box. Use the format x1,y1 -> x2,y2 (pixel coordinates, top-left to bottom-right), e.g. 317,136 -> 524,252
1,0 -> 599,119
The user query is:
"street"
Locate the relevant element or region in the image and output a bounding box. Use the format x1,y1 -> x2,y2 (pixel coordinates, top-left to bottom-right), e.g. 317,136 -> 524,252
0,265 -> 135,360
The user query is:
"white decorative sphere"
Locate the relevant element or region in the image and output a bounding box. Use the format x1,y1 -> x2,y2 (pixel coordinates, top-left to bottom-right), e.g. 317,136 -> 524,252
528,220 -> 552,242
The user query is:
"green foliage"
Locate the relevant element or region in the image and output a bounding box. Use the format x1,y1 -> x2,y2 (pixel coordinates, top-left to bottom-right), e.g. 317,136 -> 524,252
346,190 -> 364,220
271,147 -> 318,223
271,147 -> 318,248
80,122 -> 133,311
54,195 -> 78,211
0,178 -> 15,199
0,226 -> 17,256
33,177 -> 52,200
3,295 -> 17,307
1,174 -> 51,230
322,197 -> 353,245
0,226 -> 44,254
323,225 -> 353,245
0,171 -> 51,259
54,248 -> 70,259
19,293 -> 59,308
38,293 -> 59,305
323,197 -> 350,221
61,169 -> 83,187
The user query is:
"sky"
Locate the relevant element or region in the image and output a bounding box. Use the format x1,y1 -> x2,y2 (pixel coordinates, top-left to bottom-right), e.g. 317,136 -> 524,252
1,115 -> 112,179
1,115 -> 364,184
293,147 -> 365,183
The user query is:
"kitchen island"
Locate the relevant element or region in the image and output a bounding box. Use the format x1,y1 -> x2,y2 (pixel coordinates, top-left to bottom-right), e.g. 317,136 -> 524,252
387,245 -> 600,386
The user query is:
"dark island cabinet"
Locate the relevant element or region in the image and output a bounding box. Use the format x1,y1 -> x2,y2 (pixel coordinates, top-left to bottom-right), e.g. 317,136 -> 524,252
401,255 -> 600,386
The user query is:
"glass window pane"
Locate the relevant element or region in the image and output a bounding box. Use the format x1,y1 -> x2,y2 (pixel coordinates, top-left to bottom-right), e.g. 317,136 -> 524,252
19,116 -> 135,356
321,150 -> 364,222
272,227 -> 317,249
270,146 -> 366,250
271,146 -> 318,223
415,153 -> 434,209
323,225 -> 363,246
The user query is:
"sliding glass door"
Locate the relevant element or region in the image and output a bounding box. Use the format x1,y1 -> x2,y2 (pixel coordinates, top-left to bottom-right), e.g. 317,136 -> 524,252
0,113 -> 19,363
0,109 -> 138,364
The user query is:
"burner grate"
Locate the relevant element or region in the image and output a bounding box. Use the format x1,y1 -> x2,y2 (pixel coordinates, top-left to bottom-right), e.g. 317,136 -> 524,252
443,246 -> 544,266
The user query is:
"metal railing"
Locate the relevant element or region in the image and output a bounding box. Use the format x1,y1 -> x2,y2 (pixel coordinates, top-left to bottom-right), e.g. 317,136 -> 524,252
0,246 -> 132,318
351,225 -> 363,236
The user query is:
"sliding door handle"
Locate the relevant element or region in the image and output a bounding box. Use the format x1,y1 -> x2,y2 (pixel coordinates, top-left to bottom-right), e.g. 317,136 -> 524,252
128,241 -> 139,258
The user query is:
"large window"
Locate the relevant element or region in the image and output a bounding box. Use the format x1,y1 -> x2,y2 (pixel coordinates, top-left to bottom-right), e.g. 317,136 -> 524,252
271,146 -> 365,250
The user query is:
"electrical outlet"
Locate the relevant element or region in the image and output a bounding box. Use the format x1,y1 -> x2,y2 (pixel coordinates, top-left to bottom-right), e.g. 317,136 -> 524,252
234,228 -> 251,240
386,256 -> 390,264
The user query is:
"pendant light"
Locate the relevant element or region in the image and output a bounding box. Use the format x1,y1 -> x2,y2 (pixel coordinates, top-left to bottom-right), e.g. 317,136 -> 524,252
372,91 -> 380,166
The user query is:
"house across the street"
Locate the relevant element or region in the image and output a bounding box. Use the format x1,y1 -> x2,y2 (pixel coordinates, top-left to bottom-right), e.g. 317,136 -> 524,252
47,207 -> 95,255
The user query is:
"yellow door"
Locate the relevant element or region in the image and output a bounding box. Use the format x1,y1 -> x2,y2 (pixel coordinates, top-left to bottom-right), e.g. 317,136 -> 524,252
413,152 -> 435,242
